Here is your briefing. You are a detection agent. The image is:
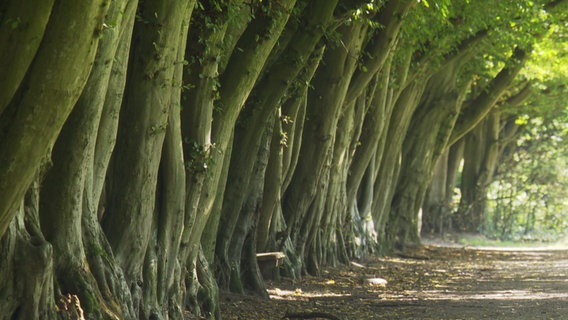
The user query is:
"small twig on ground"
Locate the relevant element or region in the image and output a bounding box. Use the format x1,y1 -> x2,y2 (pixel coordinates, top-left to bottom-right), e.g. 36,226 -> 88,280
283,311 -> 342,320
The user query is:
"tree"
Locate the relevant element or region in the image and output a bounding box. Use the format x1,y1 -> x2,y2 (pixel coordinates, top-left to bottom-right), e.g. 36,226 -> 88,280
1,0 -> 567,318
459,14 -> 568,238
425,0 -> 568,236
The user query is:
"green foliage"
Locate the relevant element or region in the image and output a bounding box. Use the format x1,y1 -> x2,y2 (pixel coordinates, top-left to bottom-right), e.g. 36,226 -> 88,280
485,114 -> 568,242
349,1 -> 385,29
457,235 -> 552,247
461,0 -> 568,243
514,21 -> 568,116
194,0 -> 232,32
400,0 -> 558,80
184,139 -> 217,174
279,115 -> 294,147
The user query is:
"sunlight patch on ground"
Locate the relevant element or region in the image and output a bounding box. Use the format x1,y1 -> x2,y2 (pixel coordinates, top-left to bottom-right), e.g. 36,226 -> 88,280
381,289 -> 568,301
267,288 -> 351,300
423,235 -> 568,252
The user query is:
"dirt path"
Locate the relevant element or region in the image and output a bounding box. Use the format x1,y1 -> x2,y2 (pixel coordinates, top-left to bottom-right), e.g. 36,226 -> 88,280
220,244 -> 568,319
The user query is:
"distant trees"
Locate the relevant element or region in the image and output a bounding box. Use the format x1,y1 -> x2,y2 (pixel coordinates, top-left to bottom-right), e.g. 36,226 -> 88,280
480,78 -> 568,241
0,0 -> 566,318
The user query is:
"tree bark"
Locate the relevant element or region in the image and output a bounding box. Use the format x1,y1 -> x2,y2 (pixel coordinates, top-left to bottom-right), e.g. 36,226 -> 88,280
0,0 -> 54,113
421,140 -> 464,234
0,0 -> 109,238
101,1 -> 193,316
387,62 -> 470,248
0,2 -> 555,319
179,1 -> 297,314
372,80 -> 426,250
283,22 -> 366,276
449,48 -> 528,145
215,0 -> 334,286
457,112 -> 501,232
0,184 -> 56,319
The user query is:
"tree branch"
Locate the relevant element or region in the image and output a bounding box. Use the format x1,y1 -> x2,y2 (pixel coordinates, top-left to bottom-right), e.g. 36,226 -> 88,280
448,47 -> 528,146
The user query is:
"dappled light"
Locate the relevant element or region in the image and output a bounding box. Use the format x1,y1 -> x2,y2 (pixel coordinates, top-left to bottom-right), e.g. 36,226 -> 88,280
223,244 -> 568,319
2,0 -> 568,318
268,288 -> 352,300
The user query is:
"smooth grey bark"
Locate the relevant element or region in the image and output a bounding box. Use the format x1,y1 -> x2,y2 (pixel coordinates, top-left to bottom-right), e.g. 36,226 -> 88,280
381,29 -> 492,249
422,151 -> 450,235
180,1 -> 297,267
257,62 -> 315,254
387,62 -> 471,248
0,0 -> 109,238
344,55 -> 398,256
141,5 -> 194,317
179,3 -> 234,277
421,139 -> 464,235
311,97 -> 362,272
92,0 -> 139,215
346,61 -> 392,209
102,2 -> 192,317
257,113 -> 287,253
215,0 -> 334,285
179,2 -> 297,314
38,2 -> 135,318
457,112 -> 501,232
222,119 -> 275,294
448,52 -> 530,233
283,23 -> 366,276
344,0 -> 414,106
348,156 -> 378,258
0,2 -> 116,318
0,0 -> 54,113
215,0 -> 337,254
0,183 -> 56,319
372,79 -> 426,250
449,48 -> 528,145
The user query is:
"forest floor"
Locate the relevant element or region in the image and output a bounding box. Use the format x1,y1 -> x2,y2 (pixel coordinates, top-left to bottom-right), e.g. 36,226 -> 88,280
220,235 -> 568,319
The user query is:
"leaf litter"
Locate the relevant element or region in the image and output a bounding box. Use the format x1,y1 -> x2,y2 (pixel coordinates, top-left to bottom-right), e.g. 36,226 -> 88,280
221,242 -> 568,319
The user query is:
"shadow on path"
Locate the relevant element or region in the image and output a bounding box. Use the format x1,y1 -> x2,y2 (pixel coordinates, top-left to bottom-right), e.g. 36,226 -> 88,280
221,243 -> 568,319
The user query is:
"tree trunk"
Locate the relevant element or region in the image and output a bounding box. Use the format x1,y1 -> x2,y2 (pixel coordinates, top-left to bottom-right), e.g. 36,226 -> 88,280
283,22 -> 365,276
346,61 -> 393,212
422,151 -> 449,235
0,0 -> 54,113
449,48 -> 528,145
37,1 -> 137,318
422,140 -> 464,234
383,29 -> 492,249
372,80 -> 426,251
0,1 -> 120,318
344,56 -> 397,257
179,1 -> 297,314
388,65 -> 471,249
457,112 -> 500,232
0,184 -> 57,319
0,0 -> 109,238
215,0 -> 334,287
101,2 -> 192,317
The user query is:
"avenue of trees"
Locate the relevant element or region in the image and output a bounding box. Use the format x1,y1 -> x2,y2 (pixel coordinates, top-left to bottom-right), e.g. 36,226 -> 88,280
1,0 -> 567,318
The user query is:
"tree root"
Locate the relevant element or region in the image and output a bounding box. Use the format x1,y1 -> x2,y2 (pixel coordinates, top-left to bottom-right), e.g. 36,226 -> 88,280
57,294 -> 85,320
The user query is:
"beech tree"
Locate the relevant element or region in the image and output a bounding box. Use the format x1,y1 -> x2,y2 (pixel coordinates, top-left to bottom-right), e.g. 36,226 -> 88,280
423,0 -> 568,236
1,0 -> 566,319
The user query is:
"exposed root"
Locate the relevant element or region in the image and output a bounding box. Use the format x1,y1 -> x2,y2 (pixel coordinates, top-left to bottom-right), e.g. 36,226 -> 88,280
57,294 -> 85,320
